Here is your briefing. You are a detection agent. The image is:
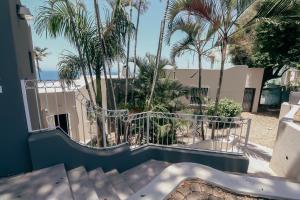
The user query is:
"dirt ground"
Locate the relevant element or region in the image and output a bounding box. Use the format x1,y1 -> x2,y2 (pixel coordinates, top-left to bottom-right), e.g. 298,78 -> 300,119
241,112 -> 279,149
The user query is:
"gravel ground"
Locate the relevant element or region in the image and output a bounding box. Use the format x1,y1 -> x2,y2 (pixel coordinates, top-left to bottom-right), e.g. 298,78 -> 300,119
241,112 -> 279,149
167,179 -> 269,200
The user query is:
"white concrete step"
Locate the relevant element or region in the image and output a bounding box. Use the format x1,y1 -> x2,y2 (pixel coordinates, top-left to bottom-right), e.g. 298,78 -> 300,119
105,169 -> 134,200
121,160 -> 170,192
88,168 -> 120,200
67,166 -> 98,200
0,164 -> 73,200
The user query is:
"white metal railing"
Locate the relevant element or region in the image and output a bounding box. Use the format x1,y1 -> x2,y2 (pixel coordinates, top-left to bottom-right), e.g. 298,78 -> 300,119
126,112 -> 251,154
21,79 -> 251,154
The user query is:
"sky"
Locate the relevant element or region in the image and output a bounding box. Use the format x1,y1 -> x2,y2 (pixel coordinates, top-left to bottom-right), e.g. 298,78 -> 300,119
21,0 -> 231,72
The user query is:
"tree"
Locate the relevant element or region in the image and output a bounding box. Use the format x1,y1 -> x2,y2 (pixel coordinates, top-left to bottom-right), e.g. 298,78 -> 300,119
35,0 -> 96,106
168,0 -> 295,138
167,17 -> 213,140
254,17 -> 300,86
36,0 -> 132,146
132,54 -> 188,112
147,0 -> 170,110
168,0 -> 296,107
167,16 -> 212,114
231,0 -> 300,87
33,47 -> 49,80
131,0 -> 150,102
125,0 -> 133,106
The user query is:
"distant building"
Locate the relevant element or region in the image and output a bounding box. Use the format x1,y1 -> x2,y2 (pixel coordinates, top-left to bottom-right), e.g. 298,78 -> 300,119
165,66 -> 264,113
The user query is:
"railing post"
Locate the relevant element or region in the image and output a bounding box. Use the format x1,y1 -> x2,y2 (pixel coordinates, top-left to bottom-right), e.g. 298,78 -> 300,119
102,110 -> 107,147
244,119 -> 252,148
146,112 -> 150,144
20,80 -> 33,132
192,115 -> 197,144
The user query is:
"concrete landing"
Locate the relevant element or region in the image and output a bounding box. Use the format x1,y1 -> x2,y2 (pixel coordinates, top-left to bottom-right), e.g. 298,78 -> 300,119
121,160 -> 170,192
0,164 -> 73,200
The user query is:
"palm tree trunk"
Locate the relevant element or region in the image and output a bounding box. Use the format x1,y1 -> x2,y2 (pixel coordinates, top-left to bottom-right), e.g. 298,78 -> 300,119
125,0 -> 133,106
198,53 -> 205,140
212,38 -> 228,139
36,59 -> 41,80
93,0 -> 117,110
147,0 -> 170,110
86,58 -> 96,95
63,0 -> 95,107
214,40 -> 228,111
130,0 -> 142,103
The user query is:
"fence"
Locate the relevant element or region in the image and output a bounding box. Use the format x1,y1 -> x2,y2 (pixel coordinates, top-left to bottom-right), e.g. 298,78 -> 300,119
21,79 -> 251,154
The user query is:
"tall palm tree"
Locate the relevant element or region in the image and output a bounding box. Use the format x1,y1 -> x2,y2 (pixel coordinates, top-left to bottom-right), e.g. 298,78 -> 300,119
168,0 -> 296,114
92,0 -> 117,110
124,0 -> 133,106
35,0 -> 96,106
131,0 -> 150,102
147,0 -> 170,110
167,17 -> 211,115
133,54 -> 187,111
33,47 -> 49,80
167,17 -> 213,140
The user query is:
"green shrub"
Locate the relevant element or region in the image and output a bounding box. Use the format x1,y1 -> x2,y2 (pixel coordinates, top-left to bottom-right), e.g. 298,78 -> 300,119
206,98 -> 242,118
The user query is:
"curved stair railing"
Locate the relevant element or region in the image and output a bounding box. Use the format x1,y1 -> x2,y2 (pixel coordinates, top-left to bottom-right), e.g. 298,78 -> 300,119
20,79 -> 251,154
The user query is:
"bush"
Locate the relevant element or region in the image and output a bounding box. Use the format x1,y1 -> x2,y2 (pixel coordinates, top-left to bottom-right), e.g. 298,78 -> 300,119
206,98 -> 242,118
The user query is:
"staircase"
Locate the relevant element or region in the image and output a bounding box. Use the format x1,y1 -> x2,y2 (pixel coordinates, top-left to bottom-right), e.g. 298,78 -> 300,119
0,160 -> 170,200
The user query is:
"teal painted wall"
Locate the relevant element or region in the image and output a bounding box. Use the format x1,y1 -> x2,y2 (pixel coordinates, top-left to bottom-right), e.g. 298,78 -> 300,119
29,130 -> 249,173
0,0 -> 32,177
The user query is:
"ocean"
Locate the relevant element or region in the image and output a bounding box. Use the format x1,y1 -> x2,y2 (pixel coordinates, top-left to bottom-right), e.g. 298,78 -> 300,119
40,71 -> 59,80
40,69 -> 119,80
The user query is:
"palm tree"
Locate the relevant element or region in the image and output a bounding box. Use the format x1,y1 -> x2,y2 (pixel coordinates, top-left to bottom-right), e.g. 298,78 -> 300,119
124,0 -> 133,106
167,17 -> 212,114
147,0 -> 170,110
92,0 -> 118,110
131,0 -> 150,102
168,0 -> 296,114
33,47 -> 49,80
167,17 -> 213,140
133,54 -> 187,111
36,0 -> 132,146
35,0 -> 96,106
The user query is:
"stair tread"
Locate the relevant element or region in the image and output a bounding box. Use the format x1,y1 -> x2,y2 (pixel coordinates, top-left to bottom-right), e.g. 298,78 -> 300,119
0,164 -> 73,200
106,169 -> 134,200
67,166 -> 98,200
88,168 -> 120,200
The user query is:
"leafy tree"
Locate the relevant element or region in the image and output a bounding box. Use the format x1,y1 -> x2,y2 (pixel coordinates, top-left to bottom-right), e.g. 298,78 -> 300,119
231,0 -> 300,87
168,0 -> 296,115
168,0 -> 294,138
253,17 -> 300,86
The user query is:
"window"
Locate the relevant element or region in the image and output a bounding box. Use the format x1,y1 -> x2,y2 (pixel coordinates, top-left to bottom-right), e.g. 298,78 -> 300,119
190,88 -> 208,105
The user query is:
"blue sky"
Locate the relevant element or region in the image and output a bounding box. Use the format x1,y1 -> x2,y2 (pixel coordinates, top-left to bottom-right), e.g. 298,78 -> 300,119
21,0 -> 228,71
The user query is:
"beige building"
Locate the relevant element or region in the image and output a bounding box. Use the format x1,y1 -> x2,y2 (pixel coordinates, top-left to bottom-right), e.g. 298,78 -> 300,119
27,66 -> 263,143
165,66 -> 264,113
